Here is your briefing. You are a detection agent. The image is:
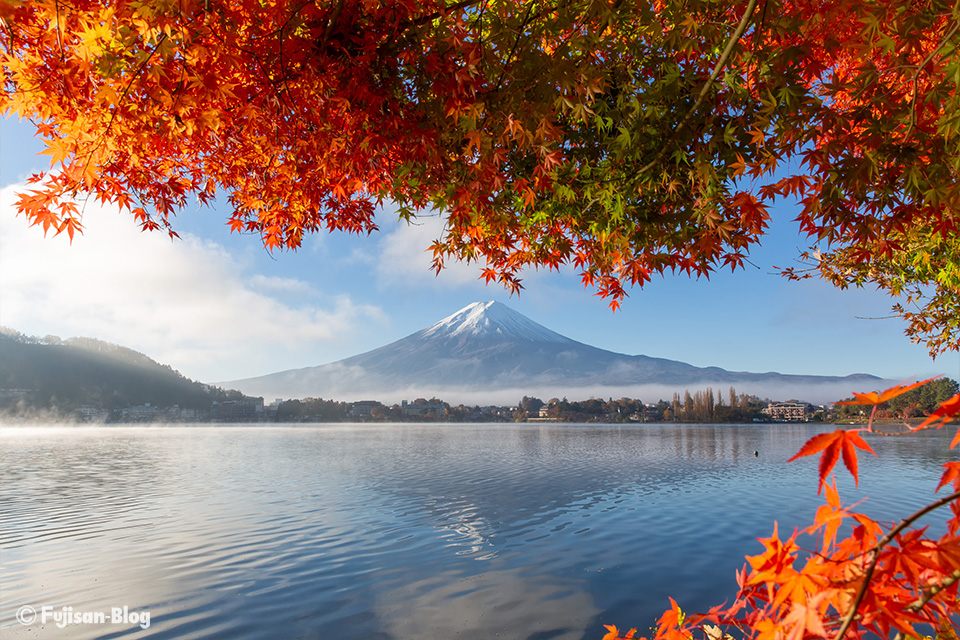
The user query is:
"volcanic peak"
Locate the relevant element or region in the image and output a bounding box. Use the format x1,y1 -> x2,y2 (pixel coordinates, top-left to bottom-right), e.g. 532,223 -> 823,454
419,301 -> 574,344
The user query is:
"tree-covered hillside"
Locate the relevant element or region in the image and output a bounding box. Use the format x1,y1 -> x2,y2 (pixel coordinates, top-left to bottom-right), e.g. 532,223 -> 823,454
0,328 -> 253,420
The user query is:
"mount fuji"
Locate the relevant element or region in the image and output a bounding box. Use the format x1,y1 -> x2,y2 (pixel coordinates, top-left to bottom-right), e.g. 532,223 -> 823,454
223,301 -> 882,403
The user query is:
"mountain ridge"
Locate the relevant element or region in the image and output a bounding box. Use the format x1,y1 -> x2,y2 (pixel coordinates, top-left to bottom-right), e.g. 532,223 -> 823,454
223,301 -> 883,403
0,328 -> 255,420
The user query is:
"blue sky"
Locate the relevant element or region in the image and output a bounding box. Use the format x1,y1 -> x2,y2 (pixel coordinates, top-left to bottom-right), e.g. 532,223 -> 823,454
1,115 -> 953,393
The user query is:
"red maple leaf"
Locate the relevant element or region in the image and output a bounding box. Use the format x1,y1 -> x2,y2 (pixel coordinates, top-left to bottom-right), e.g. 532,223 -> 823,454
787,429 -> 875,491
936,462 -> 960,493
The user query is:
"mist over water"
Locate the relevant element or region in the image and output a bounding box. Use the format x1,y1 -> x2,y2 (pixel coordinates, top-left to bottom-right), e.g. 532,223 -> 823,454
335,379 -> 891,407
1,423 -> 953,639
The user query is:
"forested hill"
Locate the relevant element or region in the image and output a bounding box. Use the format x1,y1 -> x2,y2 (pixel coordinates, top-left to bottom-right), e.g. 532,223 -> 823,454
0,328 -> 251,419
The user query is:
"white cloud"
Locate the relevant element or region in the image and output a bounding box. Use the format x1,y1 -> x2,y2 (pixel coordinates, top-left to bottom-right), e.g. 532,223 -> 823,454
247,273 -> 321,296
374,213 -> 576,294
0,185 -> 386,383
375,215 -> 494,289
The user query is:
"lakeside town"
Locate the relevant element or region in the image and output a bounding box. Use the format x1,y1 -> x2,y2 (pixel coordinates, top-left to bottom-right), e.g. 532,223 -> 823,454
1,390 -> 941,425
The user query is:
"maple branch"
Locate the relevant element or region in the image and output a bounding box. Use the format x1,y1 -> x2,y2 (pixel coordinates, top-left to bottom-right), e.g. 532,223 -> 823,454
407,0 -> 484,29
201,17 -> 298,120
486,0 -> 608,108
319,0 -> 345,51
280,0 -> 315,39
903,18 -> 960,142
53,0 -> 65,60
73,31 -> 171,197
170,0 -> 196,117
751,0 -> 770,50
491,0 -> 538,95
634,0 -> 759,178
867,423 -> 920,436
832,489 -> 960,640
889,570 -> 960,640
107,33 -> 169,130
275,0 -> 317,128
907,569 -> 960,613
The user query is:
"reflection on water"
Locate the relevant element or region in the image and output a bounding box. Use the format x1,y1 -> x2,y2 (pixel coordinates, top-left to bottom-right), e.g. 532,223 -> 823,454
0,423 -> 954,639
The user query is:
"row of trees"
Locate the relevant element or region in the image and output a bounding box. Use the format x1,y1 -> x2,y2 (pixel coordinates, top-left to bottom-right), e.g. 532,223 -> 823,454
520,389 -> 775,423
275,398 -> 352,422
275,397 -> 504,422
665,387 -> 767,423
521,396 -> 646,422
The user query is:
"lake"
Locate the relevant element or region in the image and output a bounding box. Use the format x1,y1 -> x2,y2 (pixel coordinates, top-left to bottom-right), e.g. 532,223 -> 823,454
1,423 -> 956,640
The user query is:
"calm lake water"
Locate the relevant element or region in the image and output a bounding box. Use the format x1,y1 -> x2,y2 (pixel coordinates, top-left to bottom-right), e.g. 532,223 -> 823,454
1,423 -> 956,640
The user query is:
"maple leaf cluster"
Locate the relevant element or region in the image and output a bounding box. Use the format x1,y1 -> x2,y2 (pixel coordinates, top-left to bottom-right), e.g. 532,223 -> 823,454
604,380 -> 960,640
2,0 -> 959,351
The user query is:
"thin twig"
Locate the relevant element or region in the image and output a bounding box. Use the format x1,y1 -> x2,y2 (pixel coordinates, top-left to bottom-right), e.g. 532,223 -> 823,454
903,18 -> 960,141
54,0 -> 65,60
491,0 -> 537,95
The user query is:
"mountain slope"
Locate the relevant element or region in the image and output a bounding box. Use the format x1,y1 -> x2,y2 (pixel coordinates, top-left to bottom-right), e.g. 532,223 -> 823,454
224,301 -> 881,402
0,329 -> 249,416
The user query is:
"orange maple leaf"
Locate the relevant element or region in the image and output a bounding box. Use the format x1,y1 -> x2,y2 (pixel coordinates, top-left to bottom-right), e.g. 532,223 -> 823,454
807,479 -> 850,551
836,377 -> 940,406
603,624 -> 638,640
787,429 -> 875,491
918,393 -> 960,432
781,593 -> 830,640
747,522 -> 799,584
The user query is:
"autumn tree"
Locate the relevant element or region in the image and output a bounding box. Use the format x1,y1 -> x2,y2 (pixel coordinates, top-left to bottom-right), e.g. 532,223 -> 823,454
520,395 -> 546,416
3,0 -> 960,353
683,390 -> 695,421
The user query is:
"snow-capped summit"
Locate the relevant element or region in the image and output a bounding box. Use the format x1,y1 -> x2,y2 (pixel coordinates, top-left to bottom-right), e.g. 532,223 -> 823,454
421,301 -> 573,344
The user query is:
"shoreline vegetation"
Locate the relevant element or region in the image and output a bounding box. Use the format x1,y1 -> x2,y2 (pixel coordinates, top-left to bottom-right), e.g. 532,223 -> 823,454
2,377 -> 956,426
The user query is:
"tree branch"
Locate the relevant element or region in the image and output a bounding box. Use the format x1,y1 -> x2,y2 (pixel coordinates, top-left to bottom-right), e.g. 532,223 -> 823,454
491,0 -> 538,95
408,0 -> 485,30
832,489 -> 960,640
903,18 -> 960,142
907,569 -> 960,613
890,570 -> 960,640
634,0 -> 760,178
77,32 -> 170,191
319,0 -> 345,51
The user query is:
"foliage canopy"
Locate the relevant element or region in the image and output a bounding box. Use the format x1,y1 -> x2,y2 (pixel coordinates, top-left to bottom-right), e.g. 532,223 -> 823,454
2,0 -> 959,351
